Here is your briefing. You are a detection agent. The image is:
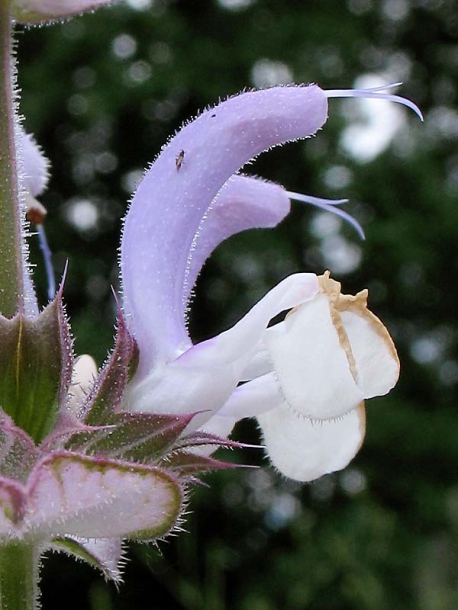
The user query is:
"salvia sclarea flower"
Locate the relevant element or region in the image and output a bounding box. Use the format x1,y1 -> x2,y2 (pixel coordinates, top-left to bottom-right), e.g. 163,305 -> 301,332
0,83 -> 420,585
121,83 -> 422,482
0,132 -> 239,581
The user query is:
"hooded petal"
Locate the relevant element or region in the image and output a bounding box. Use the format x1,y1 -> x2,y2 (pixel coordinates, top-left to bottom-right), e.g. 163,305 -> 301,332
258,403 -> 366,482
121,85 -> 328,374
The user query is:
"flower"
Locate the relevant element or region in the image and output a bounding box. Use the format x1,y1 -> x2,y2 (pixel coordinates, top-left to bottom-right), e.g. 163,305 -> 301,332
0,133 -> 235,579
10,0 -> 112,24
121,84 -> 417,482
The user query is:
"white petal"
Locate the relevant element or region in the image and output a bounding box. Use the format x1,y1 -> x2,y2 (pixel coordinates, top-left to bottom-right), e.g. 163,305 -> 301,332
178,273 -> 319,367
67,355 -> 98,416
258,403 -> 366,482
124,274 -> 319,427
265,294 -> 364,420
339,307 -> 399,398
219,373 -> 282,419
238,342 -> 273,381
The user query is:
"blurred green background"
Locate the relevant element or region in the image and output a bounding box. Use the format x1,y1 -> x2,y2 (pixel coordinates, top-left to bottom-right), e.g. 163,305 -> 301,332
16,0 -> 458,608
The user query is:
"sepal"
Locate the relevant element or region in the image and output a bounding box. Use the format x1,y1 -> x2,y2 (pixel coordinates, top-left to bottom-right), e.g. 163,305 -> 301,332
158,451 -> 240,478
0,292 -> 72,444
0,415 -> 38,483
66,412 -> 195,461
0,476 -> 26,531
50,536 -> 124,582
82,312 -> 138,426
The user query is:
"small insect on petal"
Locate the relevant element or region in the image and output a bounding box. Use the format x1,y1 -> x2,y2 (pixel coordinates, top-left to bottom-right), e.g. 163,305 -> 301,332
175,150 -> 185,171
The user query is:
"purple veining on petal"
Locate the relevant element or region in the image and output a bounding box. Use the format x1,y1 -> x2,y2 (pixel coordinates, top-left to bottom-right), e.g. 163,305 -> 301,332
183,174 -> 291,305
121,85 -> 328,374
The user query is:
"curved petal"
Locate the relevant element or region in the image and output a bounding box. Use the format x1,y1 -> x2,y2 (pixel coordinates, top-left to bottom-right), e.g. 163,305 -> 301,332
258,403 -> 366,482
121,85 -> 328,373
124,273 -> 319,428
183,174 -> 291,304
179,273 -> 319,367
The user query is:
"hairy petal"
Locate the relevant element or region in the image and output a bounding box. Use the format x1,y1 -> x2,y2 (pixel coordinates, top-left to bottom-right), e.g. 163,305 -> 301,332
258,403 -> 366,482
121,85 -> 328,374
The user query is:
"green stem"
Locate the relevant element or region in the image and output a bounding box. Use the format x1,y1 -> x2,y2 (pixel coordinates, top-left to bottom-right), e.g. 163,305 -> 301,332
0,11 -> 24,317
0,541 -> 40,610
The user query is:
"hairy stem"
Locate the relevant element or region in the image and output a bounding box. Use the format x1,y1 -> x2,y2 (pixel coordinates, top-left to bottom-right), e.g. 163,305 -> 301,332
0,541 -> 40,610
0,12 -> 24,317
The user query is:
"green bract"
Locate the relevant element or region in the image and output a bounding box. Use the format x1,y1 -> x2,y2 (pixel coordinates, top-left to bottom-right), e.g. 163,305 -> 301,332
0,296 -> 70,445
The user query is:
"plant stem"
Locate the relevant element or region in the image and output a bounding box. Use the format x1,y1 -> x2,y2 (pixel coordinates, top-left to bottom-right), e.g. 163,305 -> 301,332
0,10 -> 24,318
0,541 -> 39,610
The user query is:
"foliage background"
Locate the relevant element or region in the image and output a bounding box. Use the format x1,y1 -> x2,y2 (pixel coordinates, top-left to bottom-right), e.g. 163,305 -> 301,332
16,0 -> 458,608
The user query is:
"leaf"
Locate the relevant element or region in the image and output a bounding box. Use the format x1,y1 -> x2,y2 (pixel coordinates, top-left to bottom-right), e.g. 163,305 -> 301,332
0,293 -> 72,444
26,452 -> 183,541
51,536 -> 124,582
83,312 -> 138,426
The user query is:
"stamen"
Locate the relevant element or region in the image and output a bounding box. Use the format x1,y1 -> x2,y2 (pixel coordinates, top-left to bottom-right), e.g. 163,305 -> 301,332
285,191 -> 365,240
37,224 -> 56,301
26,194 -> 56,301
325,83 -> 423,121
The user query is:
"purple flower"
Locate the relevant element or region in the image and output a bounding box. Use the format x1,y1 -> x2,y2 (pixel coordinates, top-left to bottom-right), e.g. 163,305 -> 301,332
121,84 -> 420,482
